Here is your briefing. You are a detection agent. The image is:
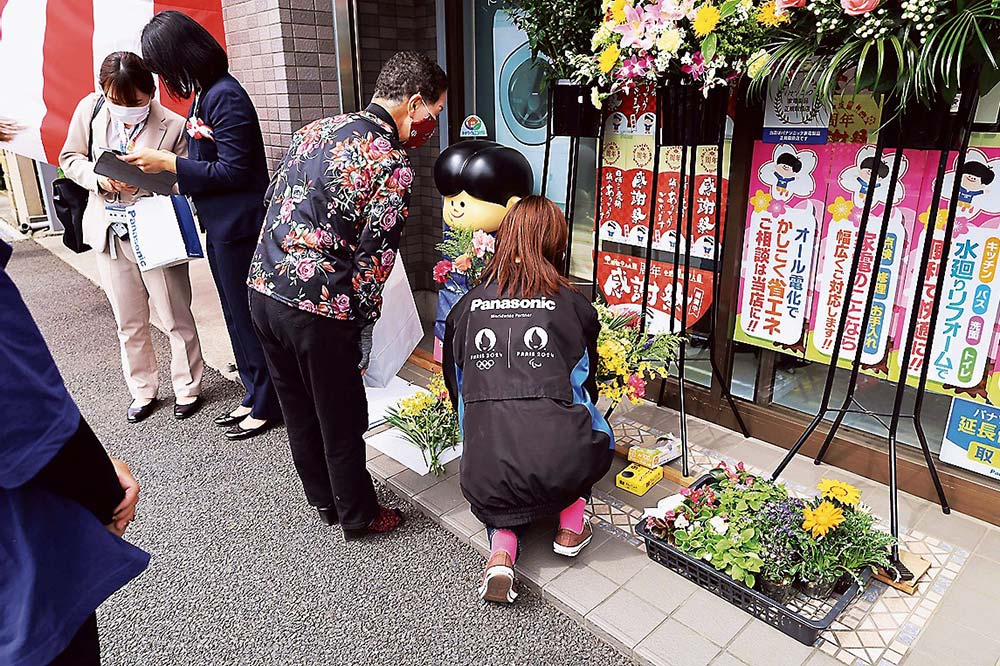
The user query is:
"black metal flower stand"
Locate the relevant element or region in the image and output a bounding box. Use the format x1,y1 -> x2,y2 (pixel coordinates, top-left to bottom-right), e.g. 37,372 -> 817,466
770,75 -> 983,584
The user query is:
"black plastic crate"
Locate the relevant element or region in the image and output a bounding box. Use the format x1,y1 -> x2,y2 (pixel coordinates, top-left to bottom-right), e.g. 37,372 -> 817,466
634,478 -> 872,646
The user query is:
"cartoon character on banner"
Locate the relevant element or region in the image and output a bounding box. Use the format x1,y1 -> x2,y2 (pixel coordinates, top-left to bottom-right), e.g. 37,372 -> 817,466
941,148 -> 1000,220
432,140 -> 533,360
839,146 -> 907,209
758,144 -> 818,202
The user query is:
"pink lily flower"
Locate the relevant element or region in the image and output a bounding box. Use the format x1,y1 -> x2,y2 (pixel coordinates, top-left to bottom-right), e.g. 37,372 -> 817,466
656,0 -> 686,21
615,4 -> 655,50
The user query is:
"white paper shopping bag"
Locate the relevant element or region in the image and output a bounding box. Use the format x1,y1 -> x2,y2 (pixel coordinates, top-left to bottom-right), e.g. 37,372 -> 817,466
127,195 -> 203,272
363,255 -> 424,389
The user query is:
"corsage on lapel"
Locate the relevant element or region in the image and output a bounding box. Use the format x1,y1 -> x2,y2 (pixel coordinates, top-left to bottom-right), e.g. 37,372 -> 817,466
186,116 -> 214,141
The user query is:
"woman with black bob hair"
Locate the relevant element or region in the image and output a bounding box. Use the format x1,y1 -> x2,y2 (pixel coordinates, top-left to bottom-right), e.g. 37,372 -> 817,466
125,10 -> 281,440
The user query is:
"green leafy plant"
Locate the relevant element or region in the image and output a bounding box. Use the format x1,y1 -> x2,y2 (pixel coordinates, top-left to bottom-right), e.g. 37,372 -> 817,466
503,0 -> 604,80
827,506 -> 897,584
749,0 -> 1000,110
674,517 -> 765,588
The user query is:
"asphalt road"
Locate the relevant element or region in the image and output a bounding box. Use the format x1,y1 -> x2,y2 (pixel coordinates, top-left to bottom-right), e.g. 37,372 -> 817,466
9,241 -> 633,666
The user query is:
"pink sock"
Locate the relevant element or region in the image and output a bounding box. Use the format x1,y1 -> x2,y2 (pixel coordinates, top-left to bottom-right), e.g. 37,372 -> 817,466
490,529 -> 518,564
559,497 -> 587,535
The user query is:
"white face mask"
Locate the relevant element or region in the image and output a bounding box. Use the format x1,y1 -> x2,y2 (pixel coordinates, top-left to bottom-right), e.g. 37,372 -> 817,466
107,101 -> 150,125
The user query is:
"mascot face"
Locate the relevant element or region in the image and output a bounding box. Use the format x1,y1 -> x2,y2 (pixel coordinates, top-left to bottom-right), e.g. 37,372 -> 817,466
443,191 -> 519,233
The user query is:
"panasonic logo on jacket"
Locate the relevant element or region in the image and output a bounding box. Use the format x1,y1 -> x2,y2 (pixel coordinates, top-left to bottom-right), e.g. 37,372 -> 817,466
470,297 -> 557,312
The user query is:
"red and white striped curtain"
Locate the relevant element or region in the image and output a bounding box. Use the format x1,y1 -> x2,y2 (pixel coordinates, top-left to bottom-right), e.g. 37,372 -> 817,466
0,0 -> 225,165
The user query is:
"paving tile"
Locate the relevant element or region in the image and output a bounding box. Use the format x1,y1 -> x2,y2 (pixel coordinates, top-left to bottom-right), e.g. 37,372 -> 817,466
624,562 -> 698,615
585,535 -> 653,585
595,457 -> 631,492
365,444 -> 380,461
366,454 -> 406,482
633,618 -> 720,666
387,467 -> 444,498
673,588 -> 750,646
587,588 -> 668,655
441,456 -> 462,478
910,615 -> 1000,666
727,621 -> 814,666
802,652 -> 840,666
711,655 -> 753,666
914,510 -> 988,551
975,528 -> 1000,563
954,555 -> 1000,599
411,474 -> 464,518
470,529 -> 489,557
439,503 -> 483,541
515,534 -> 574,590
934,584 -> 999,637
543,564 -> 620,620
897,649 -> 942,666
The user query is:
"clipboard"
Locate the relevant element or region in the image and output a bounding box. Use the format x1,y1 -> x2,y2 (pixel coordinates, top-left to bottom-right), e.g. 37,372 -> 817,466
93,151 -> 177,196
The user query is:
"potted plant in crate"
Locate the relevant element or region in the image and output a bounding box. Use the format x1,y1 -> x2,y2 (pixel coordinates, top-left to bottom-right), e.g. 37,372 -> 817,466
504,0 -> 605,136
755,496 -> 807,603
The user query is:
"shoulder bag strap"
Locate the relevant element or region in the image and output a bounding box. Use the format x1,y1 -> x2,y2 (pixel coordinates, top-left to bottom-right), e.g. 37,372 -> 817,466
88,96 -> 105,162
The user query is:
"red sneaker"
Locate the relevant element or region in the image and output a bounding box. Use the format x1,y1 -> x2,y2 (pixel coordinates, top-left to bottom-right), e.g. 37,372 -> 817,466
343,506 -> 404,541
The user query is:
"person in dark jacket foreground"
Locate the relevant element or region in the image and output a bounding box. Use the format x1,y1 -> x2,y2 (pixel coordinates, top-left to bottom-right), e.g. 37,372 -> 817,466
0,240 -> 148,665
443,196 -> 614,603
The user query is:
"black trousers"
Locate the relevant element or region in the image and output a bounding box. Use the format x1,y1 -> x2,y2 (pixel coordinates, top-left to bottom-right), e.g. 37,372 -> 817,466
206,237 -> 281,420
50,613 -> 100,665
250,290 -> 378,529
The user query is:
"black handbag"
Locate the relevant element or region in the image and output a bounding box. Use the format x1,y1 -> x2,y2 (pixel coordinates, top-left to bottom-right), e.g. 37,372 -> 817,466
52,97 -> 104,254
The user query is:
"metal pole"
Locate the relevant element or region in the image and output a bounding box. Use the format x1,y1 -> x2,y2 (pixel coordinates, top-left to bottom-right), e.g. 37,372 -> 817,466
564,135 -> 581,276
705,88 -> 751,437
592,118 -> 607,301
814,143 -> 905,465
542,84 -> 554,198
639,82 -> 665,330
772,130 -> 888,480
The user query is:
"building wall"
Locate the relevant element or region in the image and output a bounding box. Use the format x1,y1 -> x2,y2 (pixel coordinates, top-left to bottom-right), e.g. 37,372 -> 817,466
221,0 -> 339,169
222,0 -> 442,294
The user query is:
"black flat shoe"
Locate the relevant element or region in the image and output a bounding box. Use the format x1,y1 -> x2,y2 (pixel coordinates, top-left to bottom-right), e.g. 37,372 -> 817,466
317,505 -> 339,526
127,398 -> 159,424
214,409 -> 246,427
224,420 -> 276,441
174,396 -> 203,420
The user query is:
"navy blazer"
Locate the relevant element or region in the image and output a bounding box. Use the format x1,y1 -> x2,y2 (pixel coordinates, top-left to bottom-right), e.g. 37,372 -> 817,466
176,73 -> 269,244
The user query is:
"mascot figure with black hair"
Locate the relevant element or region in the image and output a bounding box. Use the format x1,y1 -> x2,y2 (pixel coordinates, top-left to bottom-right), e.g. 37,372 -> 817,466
432,140 -> 533,360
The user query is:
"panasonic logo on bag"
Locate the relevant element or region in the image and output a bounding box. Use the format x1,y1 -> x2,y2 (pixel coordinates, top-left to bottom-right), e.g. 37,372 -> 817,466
470,298 -> 556,312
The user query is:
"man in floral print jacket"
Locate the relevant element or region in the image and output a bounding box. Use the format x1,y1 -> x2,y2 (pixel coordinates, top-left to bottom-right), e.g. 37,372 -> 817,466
249,52 -> 448,539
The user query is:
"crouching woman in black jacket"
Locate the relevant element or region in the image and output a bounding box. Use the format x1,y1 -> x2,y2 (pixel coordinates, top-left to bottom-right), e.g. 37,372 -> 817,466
443,196 -> 614,604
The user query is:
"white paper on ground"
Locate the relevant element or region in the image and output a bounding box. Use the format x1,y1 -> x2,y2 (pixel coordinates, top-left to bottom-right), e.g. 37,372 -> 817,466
367,428 -> 463,476
365,376 -> 422,428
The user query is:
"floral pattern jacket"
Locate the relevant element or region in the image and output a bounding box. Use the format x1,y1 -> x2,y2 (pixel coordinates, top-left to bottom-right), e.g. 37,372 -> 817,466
249,104 -> 412,323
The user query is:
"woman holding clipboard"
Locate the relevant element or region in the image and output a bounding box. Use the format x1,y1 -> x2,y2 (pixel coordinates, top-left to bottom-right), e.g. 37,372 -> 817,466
59,51 -> 204,425
125,10 -> 281,441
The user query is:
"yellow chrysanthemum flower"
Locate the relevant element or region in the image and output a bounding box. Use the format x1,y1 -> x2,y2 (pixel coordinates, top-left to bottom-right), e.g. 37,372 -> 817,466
599,43 -> 621,74
802,501 -> 845,538
693,4 -> 721,38
818,479 -> 862,506
610,0 -> 628,24
657,28 -> 682,54
756,1 -> 788,26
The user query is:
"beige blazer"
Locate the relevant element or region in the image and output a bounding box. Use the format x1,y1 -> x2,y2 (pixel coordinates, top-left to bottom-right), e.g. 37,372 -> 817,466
59,93 -> 188,254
